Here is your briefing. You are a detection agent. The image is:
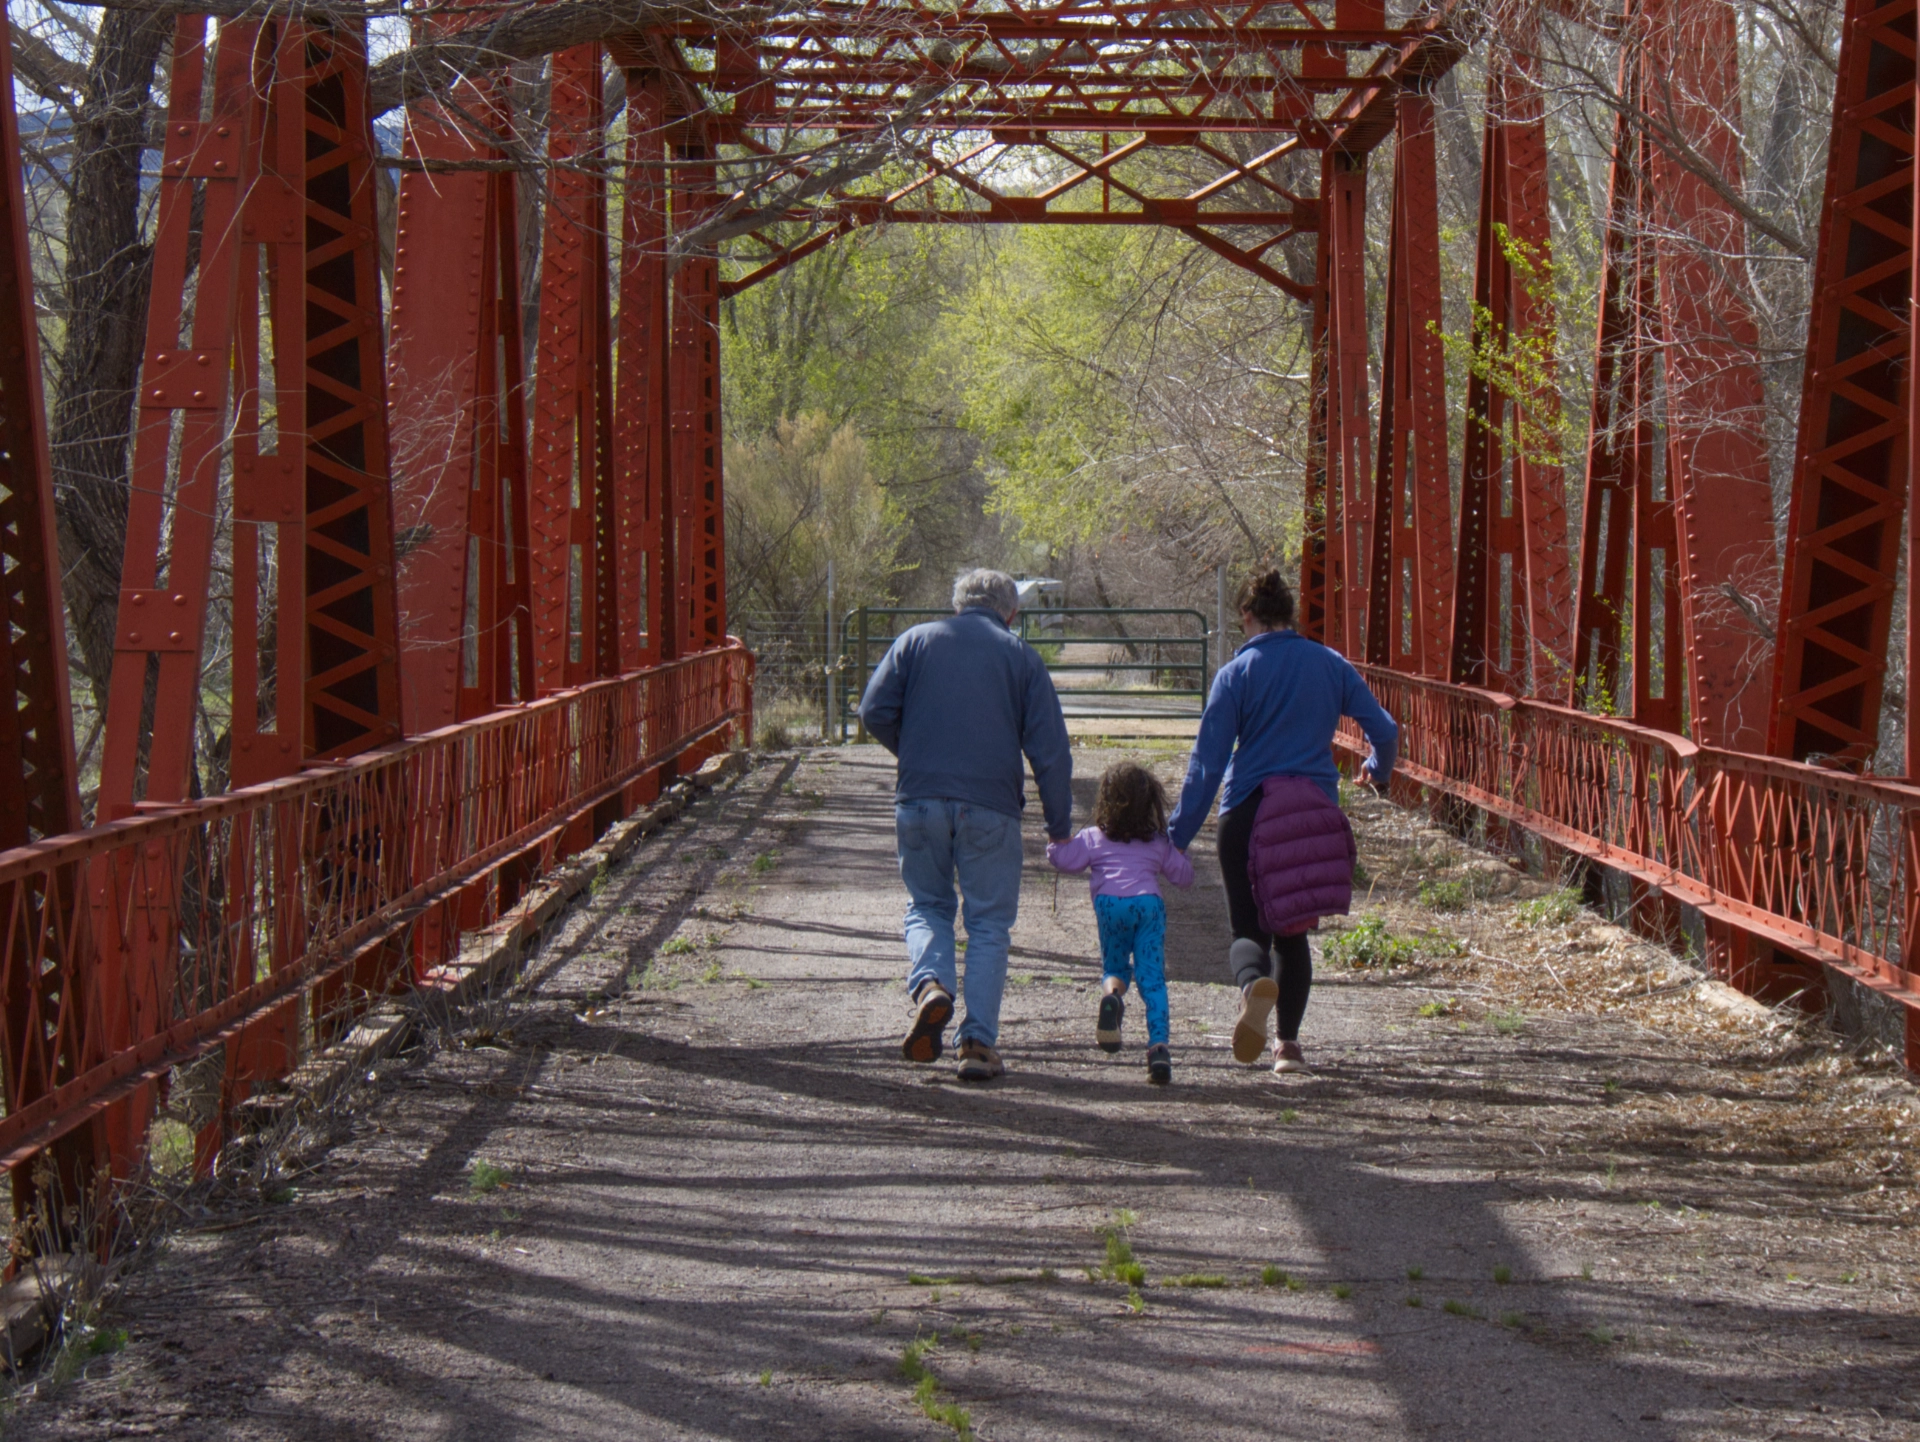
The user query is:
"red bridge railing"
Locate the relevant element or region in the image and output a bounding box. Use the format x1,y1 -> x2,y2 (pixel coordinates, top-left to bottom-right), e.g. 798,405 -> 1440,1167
1343,666 -> 1920,1029
0,644 -> 751,1192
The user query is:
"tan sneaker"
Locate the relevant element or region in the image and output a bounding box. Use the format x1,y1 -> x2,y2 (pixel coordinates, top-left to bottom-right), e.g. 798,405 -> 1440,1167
1232,977 -> 1279,1063
902,982 -> 953,1064
956,1039 -> 1004,1082
1273,1040 -> 1309,1074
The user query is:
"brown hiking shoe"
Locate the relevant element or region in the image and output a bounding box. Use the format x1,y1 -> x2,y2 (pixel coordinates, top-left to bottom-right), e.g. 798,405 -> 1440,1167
1232,977 -> 1279,1063
955,1039 -> 1004,1082
1273,1040 -> 1309,1074
902,982 -> 953,1064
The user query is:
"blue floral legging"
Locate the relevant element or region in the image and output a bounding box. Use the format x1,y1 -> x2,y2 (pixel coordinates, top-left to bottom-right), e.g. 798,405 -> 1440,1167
1092,893 -> 1170,1048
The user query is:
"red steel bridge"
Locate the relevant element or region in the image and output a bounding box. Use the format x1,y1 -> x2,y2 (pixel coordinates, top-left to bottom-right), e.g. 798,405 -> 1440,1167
0,0 -> 1912,1234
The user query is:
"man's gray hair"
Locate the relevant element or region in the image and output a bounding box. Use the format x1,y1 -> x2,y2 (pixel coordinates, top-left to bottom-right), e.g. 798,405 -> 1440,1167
952,568 -> 1019,619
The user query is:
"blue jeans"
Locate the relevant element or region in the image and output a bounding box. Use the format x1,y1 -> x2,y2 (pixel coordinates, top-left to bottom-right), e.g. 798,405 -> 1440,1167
896,799 -> 1025,1048
1094,894 -> 1170,1048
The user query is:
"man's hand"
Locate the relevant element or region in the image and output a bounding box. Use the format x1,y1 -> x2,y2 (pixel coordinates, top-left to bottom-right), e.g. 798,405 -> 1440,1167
1359,762 -> 1383,792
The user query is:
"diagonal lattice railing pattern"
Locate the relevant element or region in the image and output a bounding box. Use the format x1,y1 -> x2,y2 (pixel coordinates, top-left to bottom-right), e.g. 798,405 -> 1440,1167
1345,666 -> 1920,1012
0,645 -> 751,1183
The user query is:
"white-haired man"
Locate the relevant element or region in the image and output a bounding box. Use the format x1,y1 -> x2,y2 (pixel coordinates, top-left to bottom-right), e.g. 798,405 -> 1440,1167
858,569 -> 1073,1081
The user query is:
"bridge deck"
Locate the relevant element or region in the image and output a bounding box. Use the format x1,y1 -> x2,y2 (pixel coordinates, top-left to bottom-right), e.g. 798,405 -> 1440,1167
17,748 -> 1920,1440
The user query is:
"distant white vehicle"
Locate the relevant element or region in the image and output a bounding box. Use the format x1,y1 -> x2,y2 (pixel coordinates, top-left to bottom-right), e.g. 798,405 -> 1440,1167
1013,576 -> 1065,618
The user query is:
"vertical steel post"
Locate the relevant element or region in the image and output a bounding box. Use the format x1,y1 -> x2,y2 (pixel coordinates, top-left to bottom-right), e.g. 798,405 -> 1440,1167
1298,229 -> 1331,643
620,73 -> 674,667
532,44 -> 614,692
1366,89 -> 1453,678
1573,44 -> 1683,732
1768,0 -> 1914,765
1322,152 -> 1372,657
1449,59 -> 1571,695
0,0 -> 93,1220
390,72 -> 533,728
1639,0 -> 1780,751
670,124 -> 728,655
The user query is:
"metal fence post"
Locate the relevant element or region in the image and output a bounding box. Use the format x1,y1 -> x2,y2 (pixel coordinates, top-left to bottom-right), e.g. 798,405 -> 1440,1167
855,606 -> 869,743
825,561 -> 837,744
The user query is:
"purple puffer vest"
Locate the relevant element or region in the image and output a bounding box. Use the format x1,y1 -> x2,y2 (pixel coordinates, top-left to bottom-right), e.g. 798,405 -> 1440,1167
1248,775 -> 1357,936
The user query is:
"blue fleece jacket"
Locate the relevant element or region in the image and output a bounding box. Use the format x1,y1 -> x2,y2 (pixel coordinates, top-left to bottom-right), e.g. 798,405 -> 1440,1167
858,607 -> 1074,838
1168,629 -> 1398,851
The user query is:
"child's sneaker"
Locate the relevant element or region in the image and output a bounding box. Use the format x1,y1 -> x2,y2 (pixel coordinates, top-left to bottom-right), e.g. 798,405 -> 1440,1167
1145,1044 -> 1172,1085
1096,991 -> 1125,1053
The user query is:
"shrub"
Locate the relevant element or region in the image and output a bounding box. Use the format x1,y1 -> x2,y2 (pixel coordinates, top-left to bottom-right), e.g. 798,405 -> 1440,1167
1417,879 -> 1469,913
1516,888 -> 1582,927
1324,916 -> 1417,969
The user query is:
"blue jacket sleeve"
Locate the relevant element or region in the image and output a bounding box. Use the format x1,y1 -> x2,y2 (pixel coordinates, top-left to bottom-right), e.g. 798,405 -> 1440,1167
1168,667 -> 1238,850
1021,654 -> 1074,840
858,638 -> 907,754
1342,662 -> 1399,782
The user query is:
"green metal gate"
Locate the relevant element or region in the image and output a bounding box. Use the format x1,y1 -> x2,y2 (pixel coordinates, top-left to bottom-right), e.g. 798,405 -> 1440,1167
835,607 -> 1213,739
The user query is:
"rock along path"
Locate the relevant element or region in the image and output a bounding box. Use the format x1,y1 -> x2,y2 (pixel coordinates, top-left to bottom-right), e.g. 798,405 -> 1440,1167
18,745 -> 1920,1441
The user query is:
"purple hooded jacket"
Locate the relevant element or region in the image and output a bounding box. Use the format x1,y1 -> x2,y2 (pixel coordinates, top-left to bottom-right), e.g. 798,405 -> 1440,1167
1248,775 -> 1356,936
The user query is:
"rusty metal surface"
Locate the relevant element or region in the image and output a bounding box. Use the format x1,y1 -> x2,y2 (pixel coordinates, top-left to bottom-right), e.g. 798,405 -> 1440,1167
0,646 -> 750,1180
1344,666 -> 1920,1020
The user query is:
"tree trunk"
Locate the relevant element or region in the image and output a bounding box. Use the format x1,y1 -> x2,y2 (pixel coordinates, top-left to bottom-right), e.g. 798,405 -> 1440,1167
50,9 -> 170,717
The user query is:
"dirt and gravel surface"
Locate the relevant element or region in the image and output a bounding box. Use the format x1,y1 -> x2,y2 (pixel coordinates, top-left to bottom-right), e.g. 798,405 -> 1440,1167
12,742 -> 1920,1441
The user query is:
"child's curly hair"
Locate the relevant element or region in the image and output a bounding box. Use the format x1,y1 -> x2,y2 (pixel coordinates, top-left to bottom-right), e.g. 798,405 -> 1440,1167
1094,762 -> 1169,844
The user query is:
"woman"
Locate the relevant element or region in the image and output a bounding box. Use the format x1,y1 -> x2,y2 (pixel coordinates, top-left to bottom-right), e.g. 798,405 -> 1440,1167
1167,569 -> 1397,1074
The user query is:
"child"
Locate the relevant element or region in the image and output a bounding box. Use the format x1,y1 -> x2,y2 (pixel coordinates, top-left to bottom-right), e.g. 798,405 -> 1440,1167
1046,762 -> 1195,1084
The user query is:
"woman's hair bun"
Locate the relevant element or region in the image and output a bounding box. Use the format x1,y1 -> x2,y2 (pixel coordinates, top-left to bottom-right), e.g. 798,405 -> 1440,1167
1236,568 -> 1297,628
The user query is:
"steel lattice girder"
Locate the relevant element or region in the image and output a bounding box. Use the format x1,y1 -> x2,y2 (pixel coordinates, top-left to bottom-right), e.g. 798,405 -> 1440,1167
389,75 -> 536,731
93,16 -> 405,1174
1320,150 -> 1371,657
1770,0 -> 1915,766
531,44 -> 620,692
664,2 -> 1420,135
1634,0 -> 1779,752
671,124 -> 730,656
619,72 -> 677,667
1573,64 -> 1684,734
1448,57 -> 1571,696
1365,89 -> 1452,679
0,0 -> 92,1221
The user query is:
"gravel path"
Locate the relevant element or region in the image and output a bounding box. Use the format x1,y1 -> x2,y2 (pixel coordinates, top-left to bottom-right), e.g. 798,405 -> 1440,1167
15,745 -> 1920,1441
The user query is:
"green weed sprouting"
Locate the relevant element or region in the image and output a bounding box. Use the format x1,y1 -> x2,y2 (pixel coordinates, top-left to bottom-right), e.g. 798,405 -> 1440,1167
1515,888 -> 1582,928
1323,916 -> 1417,969
1168,1274 -> 1228,1288
468,1160 -> 511,1195
1418,879 -> 1469,913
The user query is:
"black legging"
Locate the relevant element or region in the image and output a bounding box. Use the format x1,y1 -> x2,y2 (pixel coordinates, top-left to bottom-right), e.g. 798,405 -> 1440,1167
1217,792 -> 1313,1041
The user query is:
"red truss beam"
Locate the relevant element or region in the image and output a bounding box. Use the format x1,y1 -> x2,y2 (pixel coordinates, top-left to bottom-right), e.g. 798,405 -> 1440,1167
671,122 -> 729,655
1769,0 -> 1915,766
99,18 -> 402,818
1365,88 -> 1452,678
1448,58 -> 1571,696
1573,0 -> 1777,749
0,0 -> 92,1220
389,75 -> 535,731
531,45 -> 620,692
94,16 -> 404,1172
620,73 -> 675,666
1319,149 -> 1371,656
719,131 -> 1313,299
1573,75 -> 1683,732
